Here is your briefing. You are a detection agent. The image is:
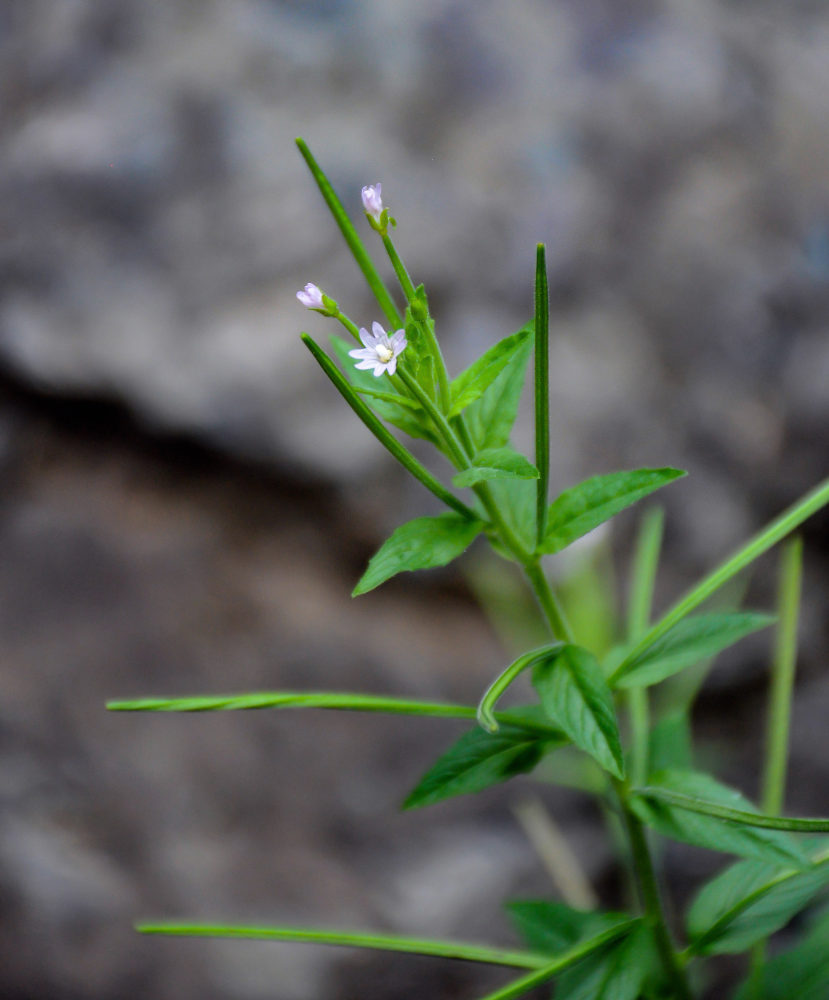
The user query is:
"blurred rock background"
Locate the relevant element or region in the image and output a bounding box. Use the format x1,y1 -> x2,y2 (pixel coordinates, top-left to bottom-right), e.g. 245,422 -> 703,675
1,1 -> 828,997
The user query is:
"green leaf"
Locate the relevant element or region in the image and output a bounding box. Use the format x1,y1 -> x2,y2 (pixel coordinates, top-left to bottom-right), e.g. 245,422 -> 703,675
647,712 -> 694,774
532,644 -> 625,780
506,901 -> 627,955
330,336 -> 436,443
402,707 -> 567,810
613,612 -> 776,689
733,909 -> 829,1000
449,326 -> 534,418
474,921 -> 640,1000
453,447 -> 539,488
537,468 -> 686,556
687,850 -> 829,955
629,770 -> 808,866
485,478 -> 538,558
353,513 -> 483,596
464,323 -> 533,452
555,922 -> 656,1000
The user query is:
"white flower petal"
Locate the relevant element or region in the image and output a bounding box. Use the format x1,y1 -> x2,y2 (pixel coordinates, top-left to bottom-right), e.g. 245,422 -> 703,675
387,356 -> 398,376
355,359 -> 377,370
373,363 -> 387,377
371,321 -> 388,343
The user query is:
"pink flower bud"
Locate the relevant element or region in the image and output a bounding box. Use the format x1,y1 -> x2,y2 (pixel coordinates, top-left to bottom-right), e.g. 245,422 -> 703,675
361,183 -> 384,223
296,282 -> 326,310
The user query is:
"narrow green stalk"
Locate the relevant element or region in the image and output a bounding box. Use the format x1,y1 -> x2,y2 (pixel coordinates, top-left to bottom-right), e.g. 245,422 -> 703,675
136,923 -> 550,969
523,561 -> 575,643
619,791 -> 694,1000
301,334 -> 476,519
761,536 -> 803,816
106,691 -> 563,734
534,244 -> 550,546
381,233 -> 418,302
611,478 -> 829,684
626,509 -> 665,787
751,536 -> 803,993
332,310 -> 362,342
295,138 -> 402,328
627,508 -> 664,639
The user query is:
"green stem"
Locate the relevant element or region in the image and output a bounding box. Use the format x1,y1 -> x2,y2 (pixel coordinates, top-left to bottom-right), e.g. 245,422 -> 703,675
381,233 -> 417,302
751,536 -> 803,993
136,923 -> 550,969
626,508 -> 665,787
761,536 -> 803,816
106,691 -> 563,735
523,561 -> 575,643
619,791 -> 694,1000
534,244 -> 550,546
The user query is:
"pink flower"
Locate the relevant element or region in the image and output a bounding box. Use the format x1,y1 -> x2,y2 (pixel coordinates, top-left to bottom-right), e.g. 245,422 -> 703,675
296,282 -> 326,310
361,183 -> 384,223
349,321 -> 407,377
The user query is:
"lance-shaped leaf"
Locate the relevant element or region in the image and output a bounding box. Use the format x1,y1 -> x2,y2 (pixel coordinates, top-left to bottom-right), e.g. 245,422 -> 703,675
647,711 -> 694,774
453,447 -> 539,489
629,770 -> 808,866
449,326 -> 534,418
506,901 -> 629,955
555,922 -> 657,1000
353,513 -> 483,595
537,468 -> 686,556
474,921 -> 639,1000
687,850 -> 829,955
464,324 -> 533,452
532,644 -> 625,779
733,910 -> 829,1000
403,707 -> 567,810
613,611 -> 776,689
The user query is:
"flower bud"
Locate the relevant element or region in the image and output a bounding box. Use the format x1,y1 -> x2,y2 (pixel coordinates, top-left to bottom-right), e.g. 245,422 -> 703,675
296,283 -> 326,310
361,183 -> 390,234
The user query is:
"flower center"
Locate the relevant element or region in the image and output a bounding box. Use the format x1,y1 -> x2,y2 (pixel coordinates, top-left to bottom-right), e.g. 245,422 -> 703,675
376,344 -> 394,363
